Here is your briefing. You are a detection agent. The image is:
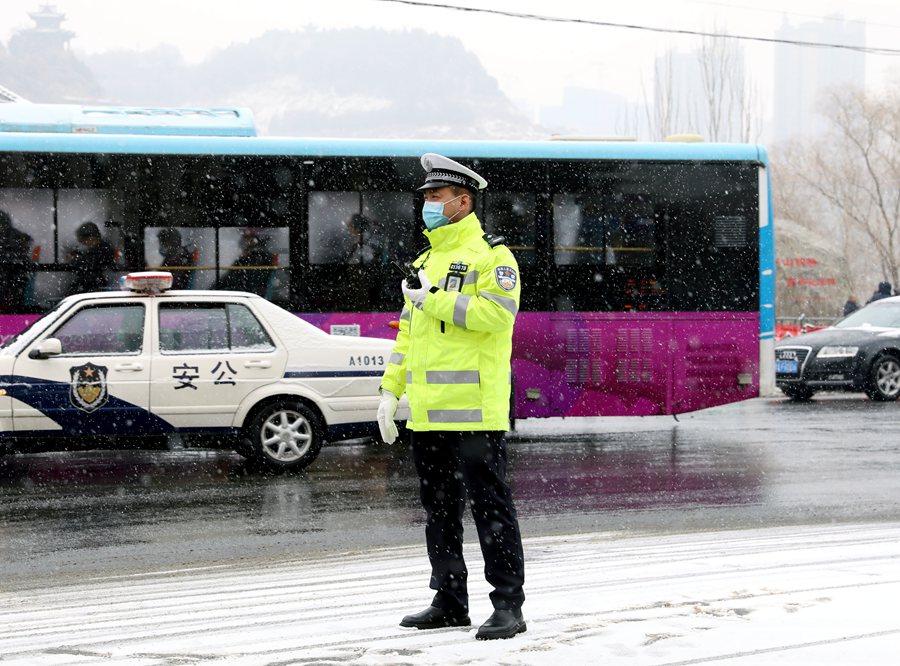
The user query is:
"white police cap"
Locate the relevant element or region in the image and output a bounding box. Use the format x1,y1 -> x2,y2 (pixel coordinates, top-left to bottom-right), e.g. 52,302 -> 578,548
418,153 -> 488,192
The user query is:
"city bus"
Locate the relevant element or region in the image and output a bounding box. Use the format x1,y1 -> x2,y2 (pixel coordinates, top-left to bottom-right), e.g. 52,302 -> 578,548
0,104 -> 775,419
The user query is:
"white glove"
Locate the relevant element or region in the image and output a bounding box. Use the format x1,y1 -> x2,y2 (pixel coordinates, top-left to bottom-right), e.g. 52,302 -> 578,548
402,269 -> 433,309
376,389 -> 400,444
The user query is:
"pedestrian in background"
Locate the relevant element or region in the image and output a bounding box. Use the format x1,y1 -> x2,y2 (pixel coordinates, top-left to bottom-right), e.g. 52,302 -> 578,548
843,294 -> 859,316
377,153 -> 526,640
866,281 -> 893,304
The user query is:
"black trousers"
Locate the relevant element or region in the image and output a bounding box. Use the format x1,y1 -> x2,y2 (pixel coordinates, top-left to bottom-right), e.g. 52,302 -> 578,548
411,430 -> 525,613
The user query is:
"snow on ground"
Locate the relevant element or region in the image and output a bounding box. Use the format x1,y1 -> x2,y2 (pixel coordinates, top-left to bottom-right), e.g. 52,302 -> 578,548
1,522 -> 899,665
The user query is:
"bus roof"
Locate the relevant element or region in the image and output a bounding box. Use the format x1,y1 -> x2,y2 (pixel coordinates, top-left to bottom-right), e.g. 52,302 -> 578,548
0,120 -> 767,164
0,103 -> 256,137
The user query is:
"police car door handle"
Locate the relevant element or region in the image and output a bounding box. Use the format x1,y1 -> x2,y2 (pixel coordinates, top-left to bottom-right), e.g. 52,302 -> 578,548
114,362 -> 144,372
243,360 -> 272,369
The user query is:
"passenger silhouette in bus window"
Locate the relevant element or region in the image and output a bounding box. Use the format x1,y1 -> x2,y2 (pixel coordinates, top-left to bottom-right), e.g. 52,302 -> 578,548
157,228 -> 196,289
66,221 -> 116,295
216,228 -> 274,296
0,209 -> 33,312
344,213 -> 383,264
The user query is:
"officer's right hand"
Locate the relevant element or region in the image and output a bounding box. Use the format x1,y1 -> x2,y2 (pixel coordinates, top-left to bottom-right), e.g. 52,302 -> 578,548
377,389 -> 400,444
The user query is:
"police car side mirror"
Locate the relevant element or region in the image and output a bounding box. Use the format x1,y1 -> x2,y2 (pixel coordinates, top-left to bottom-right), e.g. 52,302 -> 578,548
28,338 -> 62,359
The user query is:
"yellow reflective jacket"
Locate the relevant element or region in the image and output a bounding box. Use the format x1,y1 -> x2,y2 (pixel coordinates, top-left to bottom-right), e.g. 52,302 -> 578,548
380,212 -> 520,431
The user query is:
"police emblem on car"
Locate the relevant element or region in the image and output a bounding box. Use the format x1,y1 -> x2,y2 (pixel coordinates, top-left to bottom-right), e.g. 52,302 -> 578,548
70,362 -> 109,413
495,265 -> 517,291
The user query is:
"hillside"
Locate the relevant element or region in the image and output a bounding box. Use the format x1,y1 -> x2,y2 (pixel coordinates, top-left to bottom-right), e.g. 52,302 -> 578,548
84,28 -> 542,139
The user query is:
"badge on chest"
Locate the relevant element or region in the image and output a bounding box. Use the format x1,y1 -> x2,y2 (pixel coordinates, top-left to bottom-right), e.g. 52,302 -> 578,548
446,261 -> 469,292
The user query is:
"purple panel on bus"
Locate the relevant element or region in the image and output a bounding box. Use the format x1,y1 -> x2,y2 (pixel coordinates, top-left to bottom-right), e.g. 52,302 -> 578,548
295,311 -> 760,418
1,311 -> 758,418
2,311 -> 758,417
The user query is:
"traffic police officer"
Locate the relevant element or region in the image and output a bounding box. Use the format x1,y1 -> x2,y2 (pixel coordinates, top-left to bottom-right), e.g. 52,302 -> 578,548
378,153 -> 526,640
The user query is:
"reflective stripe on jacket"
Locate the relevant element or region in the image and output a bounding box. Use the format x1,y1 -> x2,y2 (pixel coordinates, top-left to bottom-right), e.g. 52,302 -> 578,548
380,212 -> 519,431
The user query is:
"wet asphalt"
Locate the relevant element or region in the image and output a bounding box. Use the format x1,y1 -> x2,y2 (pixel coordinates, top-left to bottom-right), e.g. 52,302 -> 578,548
1,394 -> 898,592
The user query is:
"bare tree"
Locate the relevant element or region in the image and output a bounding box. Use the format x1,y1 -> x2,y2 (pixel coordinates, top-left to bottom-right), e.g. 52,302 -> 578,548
643,51 -> 684,140
696,30 -> 764,142
776,86 -> 900,295
644,34 -> 761,142
697,30 -> 739,141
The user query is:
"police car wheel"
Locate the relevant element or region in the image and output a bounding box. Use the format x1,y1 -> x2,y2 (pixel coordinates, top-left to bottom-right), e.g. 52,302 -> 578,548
865,354 -> 900,402
243,400 -> 324,470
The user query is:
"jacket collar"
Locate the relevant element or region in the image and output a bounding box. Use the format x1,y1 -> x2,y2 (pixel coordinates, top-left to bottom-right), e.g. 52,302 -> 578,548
423,212 -> 484,249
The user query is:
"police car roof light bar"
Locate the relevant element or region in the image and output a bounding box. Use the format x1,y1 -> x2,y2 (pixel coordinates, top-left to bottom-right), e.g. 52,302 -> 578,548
122,271 -> 173,293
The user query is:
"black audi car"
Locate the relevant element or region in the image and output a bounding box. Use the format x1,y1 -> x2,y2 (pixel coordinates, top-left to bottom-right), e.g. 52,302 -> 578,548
775,296 -> 900,401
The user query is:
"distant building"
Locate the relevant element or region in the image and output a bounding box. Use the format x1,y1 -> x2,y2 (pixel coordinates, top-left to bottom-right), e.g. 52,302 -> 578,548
8,4 -> 75,56
539,87 -> 633,138
773,15 -> 865,142
3,4 -> 101,104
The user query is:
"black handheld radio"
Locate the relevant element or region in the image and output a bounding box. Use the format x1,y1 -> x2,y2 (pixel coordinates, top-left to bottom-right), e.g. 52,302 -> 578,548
392,260 -> 421,289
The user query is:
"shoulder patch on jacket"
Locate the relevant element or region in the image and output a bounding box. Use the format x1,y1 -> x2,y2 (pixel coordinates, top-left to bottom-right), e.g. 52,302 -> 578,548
483,233 -> 506,248
495,265 -> 517,291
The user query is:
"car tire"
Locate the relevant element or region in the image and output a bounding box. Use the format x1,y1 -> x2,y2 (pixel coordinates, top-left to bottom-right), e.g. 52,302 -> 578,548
864,353 -> 900,402
240,400 -> 325,471
781,384 -> 815,401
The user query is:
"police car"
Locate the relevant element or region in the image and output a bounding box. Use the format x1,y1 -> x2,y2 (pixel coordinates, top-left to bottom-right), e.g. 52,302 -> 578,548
0,272 -> 406,470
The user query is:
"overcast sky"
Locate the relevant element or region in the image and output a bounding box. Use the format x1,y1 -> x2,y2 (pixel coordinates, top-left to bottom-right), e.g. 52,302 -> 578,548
2,0 -> 899,118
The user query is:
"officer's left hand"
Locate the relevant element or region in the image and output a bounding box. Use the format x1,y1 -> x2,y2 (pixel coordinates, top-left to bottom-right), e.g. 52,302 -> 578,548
376,389 -> 400,443
402,269 -> 433,309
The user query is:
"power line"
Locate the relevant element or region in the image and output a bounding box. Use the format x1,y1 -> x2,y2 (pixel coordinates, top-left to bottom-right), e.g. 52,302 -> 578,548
373,0 -> 900,56
687,0 -> 900,33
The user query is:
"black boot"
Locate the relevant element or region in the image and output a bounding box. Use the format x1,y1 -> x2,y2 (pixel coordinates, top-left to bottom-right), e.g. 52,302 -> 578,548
400,606 -> 471,629
475,608 -> 527,640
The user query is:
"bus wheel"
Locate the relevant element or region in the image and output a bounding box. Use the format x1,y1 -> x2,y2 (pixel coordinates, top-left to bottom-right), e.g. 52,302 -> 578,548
240,400 -> 324,470
865,354 -> 900,401
781,384 -> 815,401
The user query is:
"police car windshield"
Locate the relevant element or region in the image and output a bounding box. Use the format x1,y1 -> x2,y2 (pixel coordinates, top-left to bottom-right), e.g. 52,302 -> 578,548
835,302 -> 900,329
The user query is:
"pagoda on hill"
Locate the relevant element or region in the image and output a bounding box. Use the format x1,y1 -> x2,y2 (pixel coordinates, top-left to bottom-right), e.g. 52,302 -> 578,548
10,4 -> 75,54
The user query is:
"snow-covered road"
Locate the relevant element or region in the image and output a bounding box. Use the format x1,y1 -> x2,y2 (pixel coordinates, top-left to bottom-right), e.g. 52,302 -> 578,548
2,521 -> 898,665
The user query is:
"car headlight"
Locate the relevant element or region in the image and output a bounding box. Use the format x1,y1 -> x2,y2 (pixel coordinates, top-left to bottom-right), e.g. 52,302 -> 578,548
817,346 -> 859,359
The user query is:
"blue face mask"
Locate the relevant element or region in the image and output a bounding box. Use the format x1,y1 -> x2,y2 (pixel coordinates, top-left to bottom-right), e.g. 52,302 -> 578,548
422,195 -> 462,230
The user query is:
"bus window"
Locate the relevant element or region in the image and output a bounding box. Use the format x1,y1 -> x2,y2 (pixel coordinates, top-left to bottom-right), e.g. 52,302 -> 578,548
362,191 -> 416,262
603,195 -> 657,267
554,193 -> 602,266
0,188 -> 52,264
553,192 -> 658,268
308,191 -> 414,265
483,193 -> 536,265
57,189 -> 123,265
309,191 -> 356,265
144,226 -> 212,290
216,226 -> 288,300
